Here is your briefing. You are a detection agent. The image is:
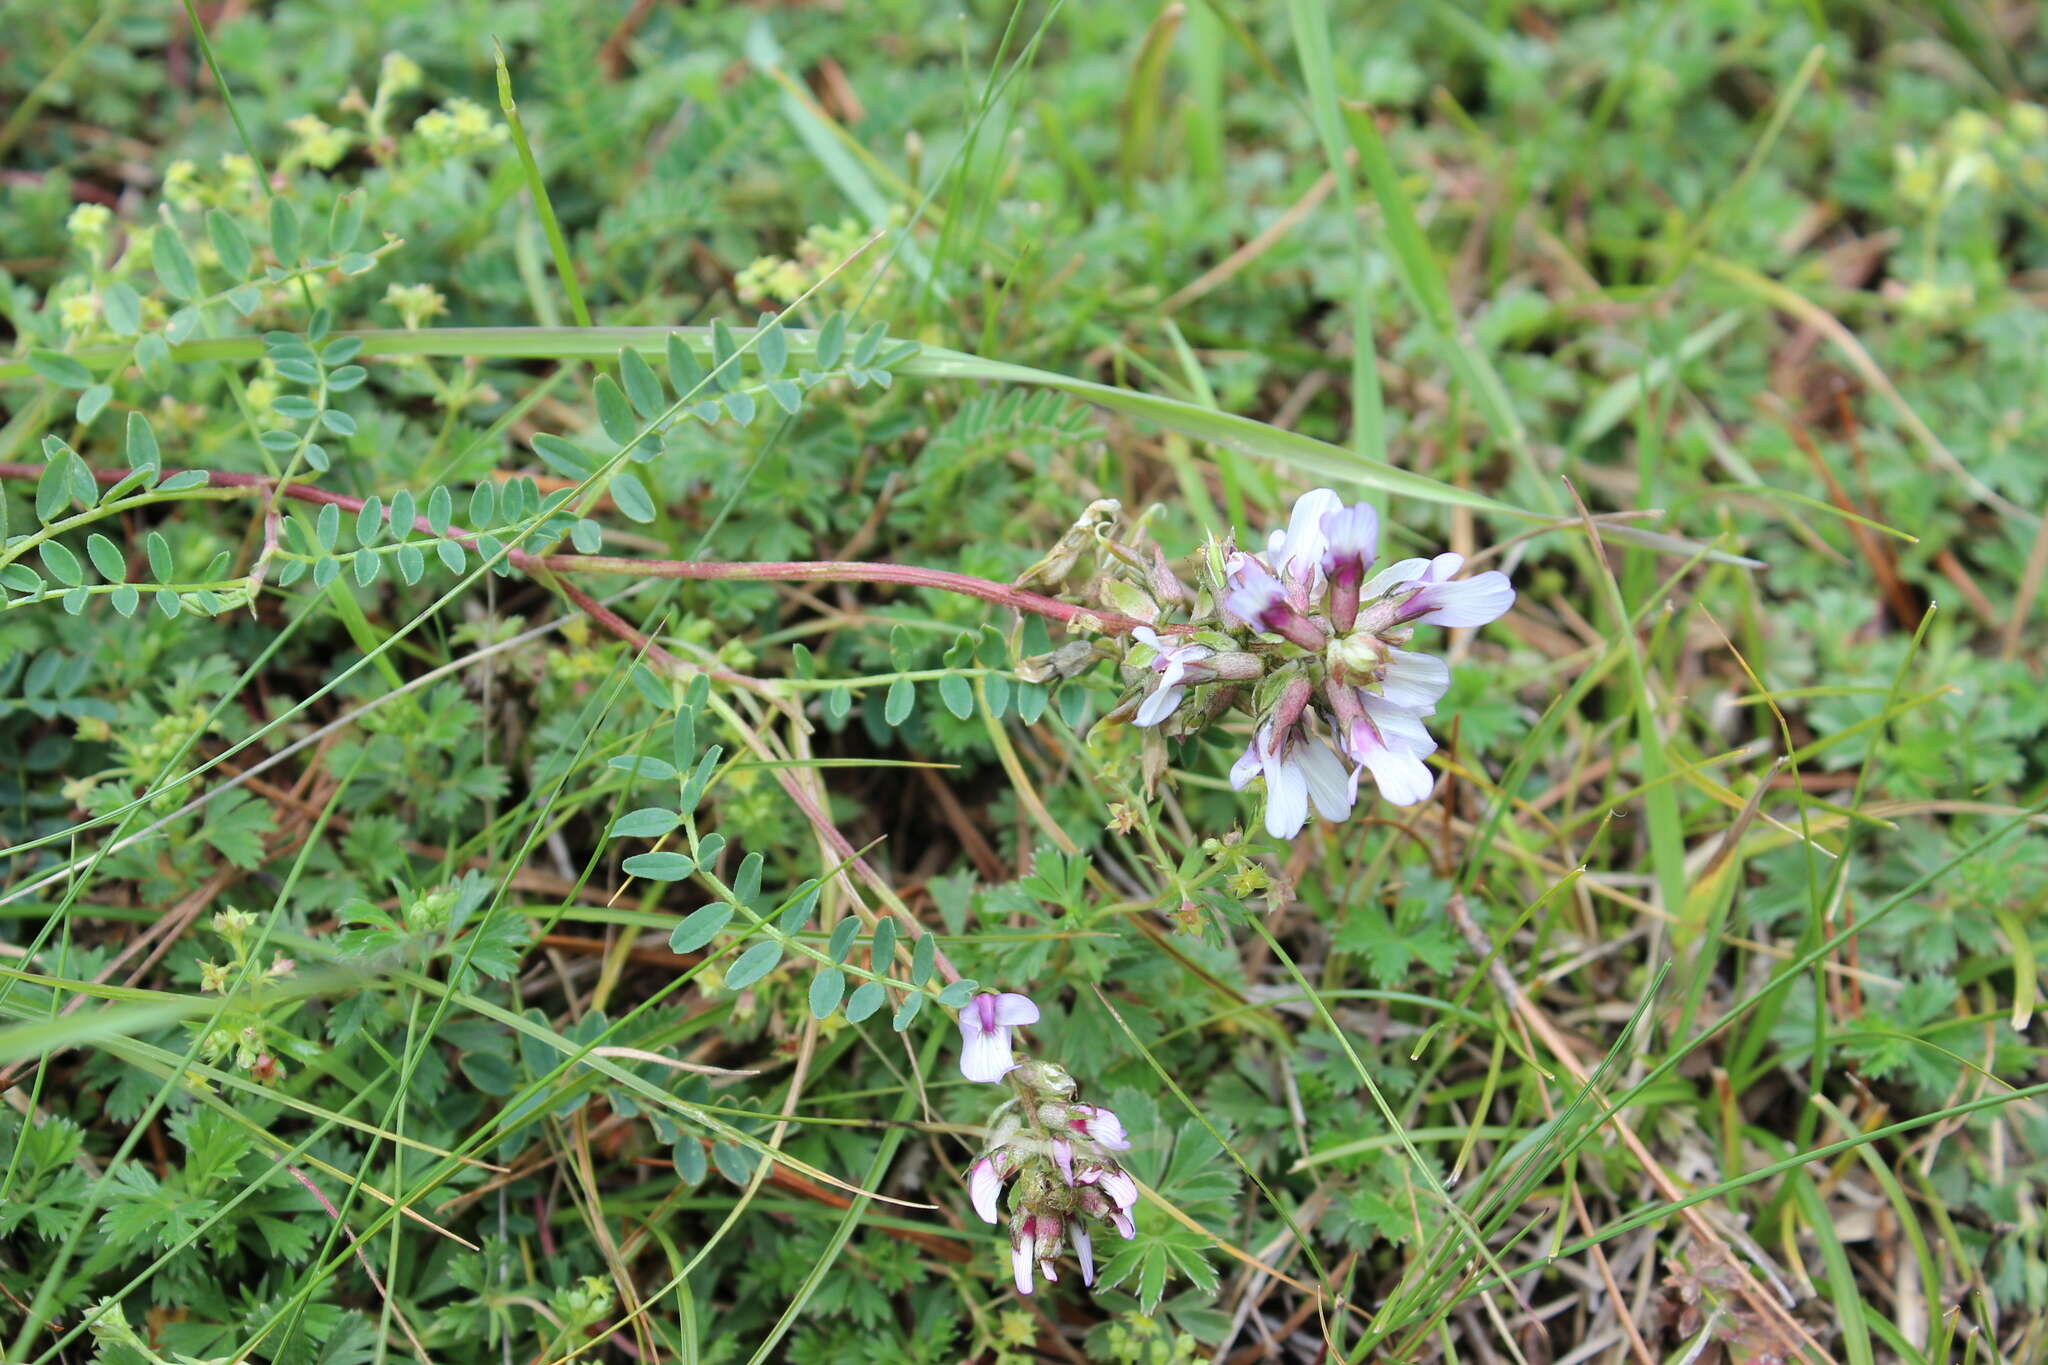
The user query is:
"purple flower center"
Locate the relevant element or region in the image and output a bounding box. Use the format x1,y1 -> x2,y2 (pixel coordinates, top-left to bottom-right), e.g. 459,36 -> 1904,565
975,995 -> 999,1031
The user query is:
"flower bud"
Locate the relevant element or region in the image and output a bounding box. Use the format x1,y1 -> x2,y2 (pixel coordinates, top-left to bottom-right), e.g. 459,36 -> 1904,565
1326,631 -> 1388,688
1223,557 -> 1331,651
1318,502 -> 1377,631
1148,543 -> 1189,606
1009,1058 -> 1076,1098
1207,650 -> 1264,681
1016,639 -> 1098,683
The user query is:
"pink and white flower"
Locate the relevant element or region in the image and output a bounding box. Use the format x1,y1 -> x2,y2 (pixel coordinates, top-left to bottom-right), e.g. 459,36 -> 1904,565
957,998 -> 1138,1296
1318,501 -> 1378,631
1223,555 -> 1329,651
1220,555 -> 1281,626
958,992 -> 1040,1083
1229,714 -> 1356,840
1376,552 -> 1516,629
1066,1103 -> 1131,1151
1009,1220 -> 1039,1293
1266,486 -> 1344,601
1078,1162 -> 1139,1211
1010,1212 -> 1064,1294
1077,1182 -> 1137,1240
1129,626 -> 1213,728
1326,687 -> 1438,807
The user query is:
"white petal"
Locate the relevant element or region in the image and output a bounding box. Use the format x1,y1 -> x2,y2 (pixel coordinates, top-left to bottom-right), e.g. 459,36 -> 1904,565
992,993 -> 1040,1026
1131,626 -> 1163,650
1109,1208 -> 1136,1239
1365,749 -> 1435,806
1296,740 -> 1357,823
1082,1106 -> 1130,1150
969,1159 -> 1002,1223
1095,1168 -> 1139,1209
1012,1240 -> 1035,1294
1070,1223 -> 1095,1286
1378,650 -> 1450,711
1278,488 -> 1343,580
960,1027 -> 1014,1083
1417,571 -> 1515,628
1360,556 -> 1430,602
957,1009 -> 987,1047
1319,502 -> 1378,562
1263,757 -> 1309,839
1229,736 -> 1264,791
1052,1139 -> 1075,1185
1361,694 -> 1437,757
1134,683 -> 1184,728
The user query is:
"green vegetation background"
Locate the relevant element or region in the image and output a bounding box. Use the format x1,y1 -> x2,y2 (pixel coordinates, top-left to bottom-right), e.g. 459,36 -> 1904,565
2,3 -> 2045,1363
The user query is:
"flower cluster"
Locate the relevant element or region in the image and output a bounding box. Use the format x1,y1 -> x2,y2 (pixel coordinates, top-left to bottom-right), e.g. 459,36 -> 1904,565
413,98 -> 507,160
735,215 -> 886,309
1118,488 -> 1513,840
285,113 -> 356,171
956,993 -> 1139,1294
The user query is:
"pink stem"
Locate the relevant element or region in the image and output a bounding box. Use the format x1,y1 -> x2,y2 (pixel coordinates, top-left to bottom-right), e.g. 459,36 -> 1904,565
284,1165 -> 433,1360
529,554 -> 1136,631
0,462 -> 1151,635
2,458 -> 984,977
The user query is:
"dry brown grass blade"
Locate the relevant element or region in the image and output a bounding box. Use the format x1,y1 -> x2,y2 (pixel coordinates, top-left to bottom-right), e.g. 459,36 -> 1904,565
1139,1177 -> 1368,1322
1161,169 -> 1338,313
1704,254 -> 2030,524
287,1165 -> 437,1362
1768,400 -> 1920,627
2001,498 -> 2048,662
1445,894 -> 1835,1364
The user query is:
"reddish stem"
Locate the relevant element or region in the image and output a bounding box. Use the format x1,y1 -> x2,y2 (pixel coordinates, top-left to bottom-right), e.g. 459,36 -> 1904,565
0,458 -> 1000,981
530,554 -> 1133,630
0,462 -> 1149,635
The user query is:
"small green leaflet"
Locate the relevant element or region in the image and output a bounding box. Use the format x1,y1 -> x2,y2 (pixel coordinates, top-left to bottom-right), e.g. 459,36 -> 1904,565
807,968 -> 844,1019
622,852 -> 696,881
884,677 -> 915,726
612,808 -> 680,839
610,472 -> 656,524
938,674 -> 974,719
891,992 -> 925,1031
844,981 -> 887,1023
668,904 -> 733,954
724,940 -> 783,990
827,918 -> 859,963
